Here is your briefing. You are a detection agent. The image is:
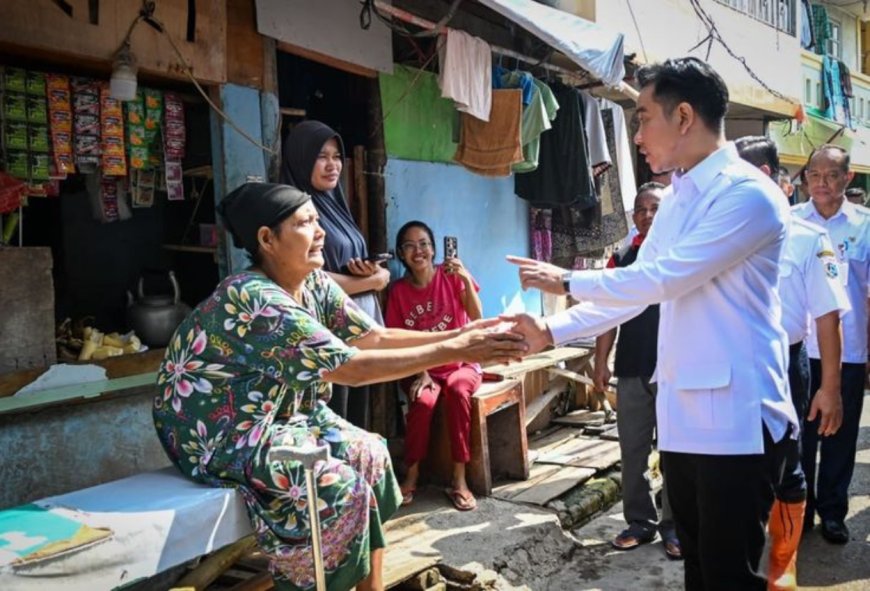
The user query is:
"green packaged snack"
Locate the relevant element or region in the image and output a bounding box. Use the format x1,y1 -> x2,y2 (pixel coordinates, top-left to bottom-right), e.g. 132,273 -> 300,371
5,151 -> 29,179
4,93 -> 27,122
28,125 -> 50,153
4,121 -> 28,151
26,95 -> 48,124
30,153 -> 50,181
2,67 -> 27,94
26,71 -> 46,96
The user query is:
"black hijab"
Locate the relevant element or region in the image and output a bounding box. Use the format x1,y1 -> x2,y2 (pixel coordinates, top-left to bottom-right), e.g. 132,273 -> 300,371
217,182 -> 311,257
280,121 -> 368,272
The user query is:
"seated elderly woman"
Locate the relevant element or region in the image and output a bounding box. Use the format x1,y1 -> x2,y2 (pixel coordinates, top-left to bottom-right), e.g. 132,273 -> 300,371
153,184 -> 525,591
385,221 -> 483,512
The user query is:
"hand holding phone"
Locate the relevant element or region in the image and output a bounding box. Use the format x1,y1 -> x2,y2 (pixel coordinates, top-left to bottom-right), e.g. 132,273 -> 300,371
444,236 -> 458,260
365,252 -> 393,264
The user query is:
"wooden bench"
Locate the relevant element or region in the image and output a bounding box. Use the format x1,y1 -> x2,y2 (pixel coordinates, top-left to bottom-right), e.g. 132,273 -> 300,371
424,377 -> 529,496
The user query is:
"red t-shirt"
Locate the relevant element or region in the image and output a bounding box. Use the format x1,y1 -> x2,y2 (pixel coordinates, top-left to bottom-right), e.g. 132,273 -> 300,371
385,265 -> 480,379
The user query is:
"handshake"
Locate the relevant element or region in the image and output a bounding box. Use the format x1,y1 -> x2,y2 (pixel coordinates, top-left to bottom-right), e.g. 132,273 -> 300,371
450,255 -> 572,365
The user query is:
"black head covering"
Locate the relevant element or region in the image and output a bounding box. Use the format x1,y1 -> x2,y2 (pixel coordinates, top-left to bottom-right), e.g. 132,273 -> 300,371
216,182 -> 311,257
280,121 -> 368,271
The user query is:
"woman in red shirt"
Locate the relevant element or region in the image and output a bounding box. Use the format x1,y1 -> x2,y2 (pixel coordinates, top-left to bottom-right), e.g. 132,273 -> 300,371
385,221 -> 483,511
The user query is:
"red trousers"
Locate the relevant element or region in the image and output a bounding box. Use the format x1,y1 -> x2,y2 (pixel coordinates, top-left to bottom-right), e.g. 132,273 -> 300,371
402,367 -> 481,466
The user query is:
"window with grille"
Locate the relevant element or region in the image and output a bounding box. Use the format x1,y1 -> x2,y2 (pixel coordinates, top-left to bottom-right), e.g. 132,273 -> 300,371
714,0 -> 797,36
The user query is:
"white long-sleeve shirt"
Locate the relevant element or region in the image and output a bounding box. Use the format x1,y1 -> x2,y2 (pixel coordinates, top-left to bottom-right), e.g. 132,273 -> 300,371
779,217 -> 850,345
548,143 -> 798,455
792,199 -> 870,363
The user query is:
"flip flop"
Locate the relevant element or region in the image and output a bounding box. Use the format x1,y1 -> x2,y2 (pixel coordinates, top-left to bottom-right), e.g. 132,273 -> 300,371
400,487 -> 415,507
662,532 -> 682,560
444,487 -> 477,511
611,527 -> 656,550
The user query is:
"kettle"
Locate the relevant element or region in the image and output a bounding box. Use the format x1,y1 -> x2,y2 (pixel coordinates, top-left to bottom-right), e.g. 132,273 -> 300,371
127,271 -> 192,347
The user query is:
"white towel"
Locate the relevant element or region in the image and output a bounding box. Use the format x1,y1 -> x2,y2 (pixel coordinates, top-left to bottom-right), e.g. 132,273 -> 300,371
438,30 -> 492,122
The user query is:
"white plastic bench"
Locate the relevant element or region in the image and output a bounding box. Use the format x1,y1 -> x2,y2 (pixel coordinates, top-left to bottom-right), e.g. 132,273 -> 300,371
0,468 -> 252,590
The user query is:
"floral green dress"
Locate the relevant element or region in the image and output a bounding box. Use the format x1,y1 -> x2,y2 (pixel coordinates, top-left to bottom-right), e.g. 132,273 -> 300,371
153,269 -> 402,591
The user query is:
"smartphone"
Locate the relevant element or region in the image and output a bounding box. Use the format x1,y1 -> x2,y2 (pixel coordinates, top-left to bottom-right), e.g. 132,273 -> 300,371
365,252 -> 393,263
444,236 -> 458,259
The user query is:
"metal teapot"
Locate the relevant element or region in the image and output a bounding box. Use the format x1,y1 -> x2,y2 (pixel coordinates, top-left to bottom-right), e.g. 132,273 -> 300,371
126,271 -> 192,347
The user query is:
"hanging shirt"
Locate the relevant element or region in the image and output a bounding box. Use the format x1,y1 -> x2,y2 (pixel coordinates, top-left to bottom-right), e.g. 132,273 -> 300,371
779,216 -> 851,345
384,265 -> 480,380
600,98 -> 638,214
793,199 -> 870,363
493,70 -> 555,173
548,143 -> 798,455
579,90 -> 610,169
514,84 -> 596,208
438,30 -> 492,122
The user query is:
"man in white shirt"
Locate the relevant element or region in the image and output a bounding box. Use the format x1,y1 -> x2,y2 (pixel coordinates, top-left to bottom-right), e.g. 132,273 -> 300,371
736,136 -> 848,589
793,144 -> 870,545
505,57 -> 797,590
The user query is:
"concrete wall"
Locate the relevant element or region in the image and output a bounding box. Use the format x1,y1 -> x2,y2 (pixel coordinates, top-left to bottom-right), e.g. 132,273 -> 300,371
0,390 -> 171,509
592,0 -> 802,116
384,159 -> 541,317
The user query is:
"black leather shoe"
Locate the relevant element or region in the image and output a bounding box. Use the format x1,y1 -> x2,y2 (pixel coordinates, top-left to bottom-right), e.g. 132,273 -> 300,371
820,519 -> 849,544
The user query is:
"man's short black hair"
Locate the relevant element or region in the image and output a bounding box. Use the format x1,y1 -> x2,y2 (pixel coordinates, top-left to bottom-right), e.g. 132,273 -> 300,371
734,136 -> 779,180
807,143 -> 850,172
635,57 -> 729,132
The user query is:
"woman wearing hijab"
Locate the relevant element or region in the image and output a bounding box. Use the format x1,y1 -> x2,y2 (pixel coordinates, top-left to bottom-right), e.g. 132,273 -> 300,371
154,183 -> 526,591
281,120 -> 385,429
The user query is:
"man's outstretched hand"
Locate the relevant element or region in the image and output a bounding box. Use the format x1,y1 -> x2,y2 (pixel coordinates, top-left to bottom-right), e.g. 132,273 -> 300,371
506,255 -> 568,295
498,313 -> 554,355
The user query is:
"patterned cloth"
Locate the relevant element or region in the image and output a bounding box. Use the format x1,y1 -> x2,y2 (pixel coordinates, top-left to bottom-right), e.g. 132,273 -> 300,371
812,4 -> 830,56
153,269 -> 401,591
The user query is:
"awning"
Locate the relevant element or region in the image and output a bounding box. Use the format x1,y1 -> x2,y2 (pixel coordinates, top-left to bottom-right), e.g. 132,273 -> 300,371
770,112 -> 870,174
478,0 -> 625,87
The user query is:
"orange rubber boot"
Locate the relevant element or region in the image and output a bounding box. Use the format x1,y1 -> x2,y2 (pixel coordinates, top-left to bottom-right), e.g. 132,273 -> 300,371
768,499 -> 806,591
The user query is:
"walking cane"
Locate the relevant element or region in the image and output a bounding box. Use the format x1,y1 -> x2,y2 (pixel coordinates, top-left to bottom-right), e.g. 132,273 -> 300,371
269,438 -> 331,591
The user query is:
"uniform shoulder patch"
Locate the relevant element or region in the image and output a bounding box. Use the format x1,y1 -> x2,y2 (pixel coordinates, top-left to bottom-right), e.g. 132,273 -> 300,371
816,249 -> 836,259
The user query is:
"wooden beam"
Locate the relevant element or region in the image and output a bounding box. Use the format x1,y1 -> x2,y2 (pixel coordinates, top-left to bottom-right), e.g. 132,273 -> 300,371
226,0 -> 267,89
172,536 -> 258,591
276,41 -> 377,79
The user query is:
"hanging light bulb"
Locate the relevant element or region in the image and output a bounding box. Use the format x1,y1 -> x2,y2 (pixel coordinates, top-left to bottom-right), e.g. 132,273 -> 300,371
110,42 -> 138,101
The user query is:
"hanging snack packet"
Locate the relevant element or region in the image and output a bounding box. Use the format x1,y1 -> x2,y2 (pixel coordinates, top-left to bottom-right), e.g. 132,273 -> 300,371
72,77 -> 101,171
100,83 -> 126,176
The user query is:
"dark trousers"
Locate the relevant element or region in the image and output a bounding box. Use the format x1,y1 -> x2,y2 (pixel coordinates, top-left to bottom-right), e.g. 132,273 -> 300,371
801,360 -> 867,522
777,342 -> 809,502
662,426 -> 791,591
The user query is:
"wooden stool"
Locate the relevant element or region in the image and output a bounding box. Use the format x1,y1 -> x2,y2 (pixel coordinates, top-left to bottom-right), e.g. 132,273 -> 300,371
423,377 -> 529,496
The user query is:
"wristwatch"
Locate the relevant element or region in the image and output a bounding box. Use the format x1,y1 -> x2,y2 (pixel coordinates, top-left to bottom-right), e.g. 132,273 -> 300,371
561,272 -> 572,295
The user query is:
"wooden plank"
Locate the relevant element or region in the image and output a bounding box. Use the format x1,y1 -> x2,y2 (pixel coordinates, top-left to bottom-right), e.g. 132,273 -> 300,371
491,462 -> 561,501
552,410 -> 607,427
226,0 -> 266,89
484,347 -> 592,378
536,437 -> 622,471
276,41 -> 378,79
353,146 -> 369,245
528,426 -> 583,454
0,0 -> 227,84
0,372 -> 158,415
510,466 -> 596,505
227,572 -> 274,591
0,348 -> 165,397
383,551 -> 440,590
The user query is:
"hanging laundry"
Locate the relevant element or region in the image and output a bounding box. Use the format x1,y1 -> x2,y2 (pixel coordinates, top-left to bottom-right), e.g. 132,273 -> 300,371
811,4 -> 831,56
822,56 -> 850,127
515,83 -> 596,209
438,30 -> 492,122
492,68 -> 559,172
579,90 -> 610,172
549,108 -> 628,264
454,88 -> 523,177
529,207 -> 552,262
599,98 -> 637,214
800,0 -> 815,51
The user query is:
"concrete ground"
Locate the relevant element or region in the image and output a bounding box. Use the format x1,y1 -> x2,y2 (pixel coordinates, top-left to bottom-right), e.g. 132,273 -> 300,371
386,391 -> 870,590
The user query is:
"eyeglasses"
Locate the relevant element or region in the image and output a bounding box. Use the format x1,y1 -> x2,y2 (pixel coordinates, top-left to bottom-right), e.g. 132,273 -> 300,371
399,240 -> 433,252
805,170 -> 845,184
